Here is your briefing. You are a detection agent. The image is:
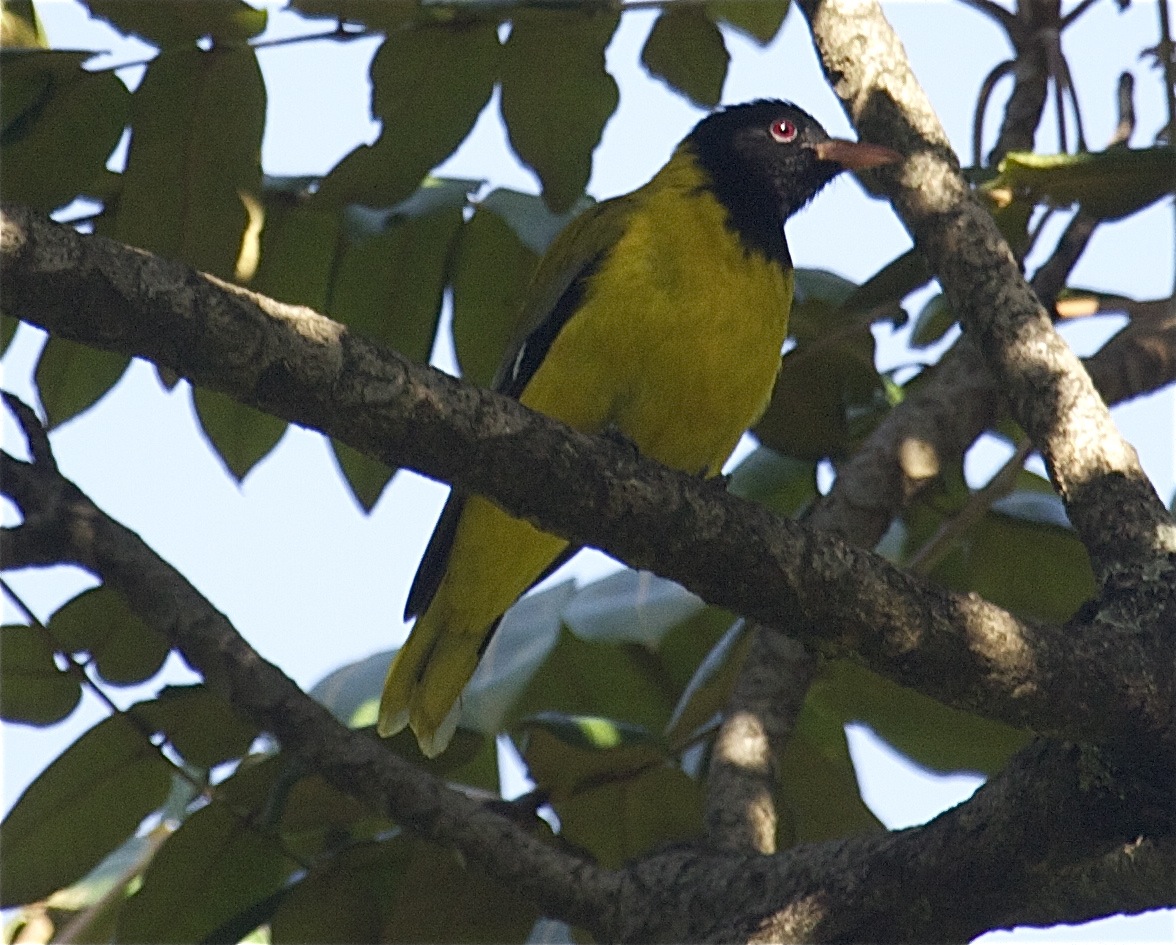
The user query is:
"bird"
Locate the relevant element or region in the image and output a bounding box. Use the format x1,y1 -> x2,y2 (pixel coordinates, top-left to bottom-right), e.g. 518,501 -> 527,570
378,99 -> 898,757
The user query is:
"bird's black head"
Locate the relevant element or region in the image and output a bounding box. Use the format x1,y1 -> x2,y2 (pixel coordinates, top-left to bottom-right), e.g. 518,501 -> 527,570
686,99 -> 897,264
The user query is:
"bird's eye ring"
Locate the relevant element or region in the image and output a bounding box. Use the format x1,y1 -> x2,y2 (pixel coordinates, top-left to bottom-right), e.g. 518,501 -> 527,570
769,118 -> 798,143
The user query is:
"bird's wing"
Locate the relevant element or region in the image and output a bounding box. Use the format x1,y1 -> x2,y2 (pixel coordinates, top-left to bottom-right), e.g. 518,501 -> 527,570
404,193 -> 640,622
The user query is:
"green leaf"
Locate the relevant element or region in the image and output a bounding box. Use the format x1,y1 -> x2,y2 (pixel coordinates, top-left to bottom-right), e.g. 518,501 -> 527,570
117,802 -> 296,944
641,8 -> 730,108
108,47 -> 265,280
812,660 -> 1029,777
288,0 -> 416,35
664,618 -> 750,745
905,472 -> 1096,623
2,311 -> 20,356
520,715 -> 702,868
136,685 -> 259,769
330,437 -> 394,513
754,321 -> 886,460
910,291 -> 956,348
0,49 -> 130,210
500,8 -> 620,212
449,199 -> 538,388
0,715 -> 173,907
791,267 -> 860,311
48,586 -> 169,686
562,569 -> 705,648
271,837 -> 538,944
82,1 -> 267,46
706,0 -> 791,44
328,204 -> 462,362
367,22 -> 498,205
249,193 -> 341,312
840,248 -> 929,319
0,624 -> 82,725
775,704 -> 886,845
726,445 -> 817,516
191,386 -> 288,481
989,147 -> 1176,221
451,188 -> 592,387
34,335 -> 130,429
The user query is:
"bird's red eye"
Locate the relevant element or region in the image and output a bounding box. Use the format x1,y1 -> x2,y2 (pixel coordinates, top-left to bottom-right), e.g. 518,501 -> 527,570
769,118 -> 798,143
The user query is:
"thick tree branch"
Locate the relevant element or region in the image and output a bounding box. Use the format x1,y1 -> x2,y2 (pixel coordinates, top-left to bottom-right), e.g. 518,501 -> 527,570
0,394 -> 617,937
798,0 -> 1176,577
3,399 -> 1172,941
3,204 -> 1170,743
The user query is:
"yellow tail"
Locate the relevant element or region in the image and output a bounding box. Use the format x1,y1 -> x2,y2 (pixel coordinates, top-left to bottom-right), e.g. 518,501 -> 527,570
376,607 -> 482,758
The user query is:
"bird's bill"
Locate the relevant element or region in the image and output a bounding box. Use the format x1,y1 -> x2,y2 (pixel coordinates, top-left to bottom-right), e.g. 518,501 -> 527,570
811,138 -> 901,170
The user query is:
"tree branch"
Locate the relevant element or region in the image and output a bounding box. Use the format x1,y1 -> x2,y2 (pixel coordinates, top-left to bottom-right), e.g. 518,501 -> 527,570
797,0 -> 1176,581
0,393 -> 618,937
3,204 -> 1170,743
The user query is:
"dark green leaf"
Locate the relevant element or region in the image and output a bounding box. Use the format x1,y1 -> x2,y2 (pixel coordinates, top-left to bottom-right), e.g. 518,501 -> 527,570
910,291 -> 956,348
249,195 -> 341,312
0,624 -> 81,725
641,8 -> 729,108
727,445 -> 817,516
812,660 -> 1029,777
191,386 -> 288,482
706,1 -> 791,44
989,147 -> 1176,221
0,49 -> 130,210
34,336 -> 130,430
664,619 -> 750,745
117,802 -> 296,944
775,704 -> 886,845
754,322 -> 886,459
520,715 -> 702,868
0,715 -> 172,907
288,0 -> 416,34
500,8 -> 620,212
271,837 -> 538,944
48,586 -> 169,686
108,47 -> 265,280
328,205 -> 462,362
330,438 -> 394,513
367,22 -> 498,205
82,1 -> 267,46
2,312 -> 20,355
136,685 -> 259,769
840,248 -> 929,319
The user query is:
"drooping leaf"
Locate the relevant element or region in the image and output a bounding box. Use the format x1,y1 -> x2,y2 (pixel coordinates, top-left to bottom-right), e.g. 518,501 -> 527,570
328,203 -> 462,362
520,715 -> 703,869
82,0 -> 267,45
664,618 -> 750,745
330,437 -> 395,513
450,189 -> 591,387
0,49 -> 130,210
367,21 -> 499,205
563,569 -> 705,648
48,585 -> 169,686
0,624 -> 82,725
117,801 -> 296,944
706,1 -> 791,45
988,147 -> 1176,221
641,7 -> 730,108
726,445 -> 818,516
271,836 -> 538,944
500,8 -> 620,212
108,47 -> 265,280
249,188 -> 342,312
288,0 -> 415,33
0,715 -> 172,907
191,385 -> 288,482
775,704 -> 886,845
1,312 -> 20,356
34,335 -> 130,429
136,685 -> 260,769
910,291 -> 956,348
811,660 -> 1029,778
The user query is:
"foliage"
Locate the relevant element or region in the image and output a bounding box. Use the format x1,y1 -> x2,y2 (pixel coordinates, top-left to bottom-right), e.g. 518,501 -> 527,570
1,0 -> 1171,941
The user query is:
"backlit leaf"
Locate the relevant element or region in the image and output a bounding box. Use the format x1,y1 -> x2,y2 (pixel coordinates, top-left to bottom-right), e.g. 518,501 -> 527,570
192,386 -> 288,482
706,1 -> 791,44
0,715 -> 172,907
0,624 -> 81,725
48,585 -> 169,686
83,1 -> 267,45
34,335 -> 130,429
641,7 -> 729,108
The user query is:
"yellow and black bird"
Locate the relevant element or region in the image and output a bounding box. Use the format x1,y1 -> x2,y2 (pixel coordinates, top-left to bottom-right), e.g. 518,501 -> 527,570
379,100 -> 897,756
